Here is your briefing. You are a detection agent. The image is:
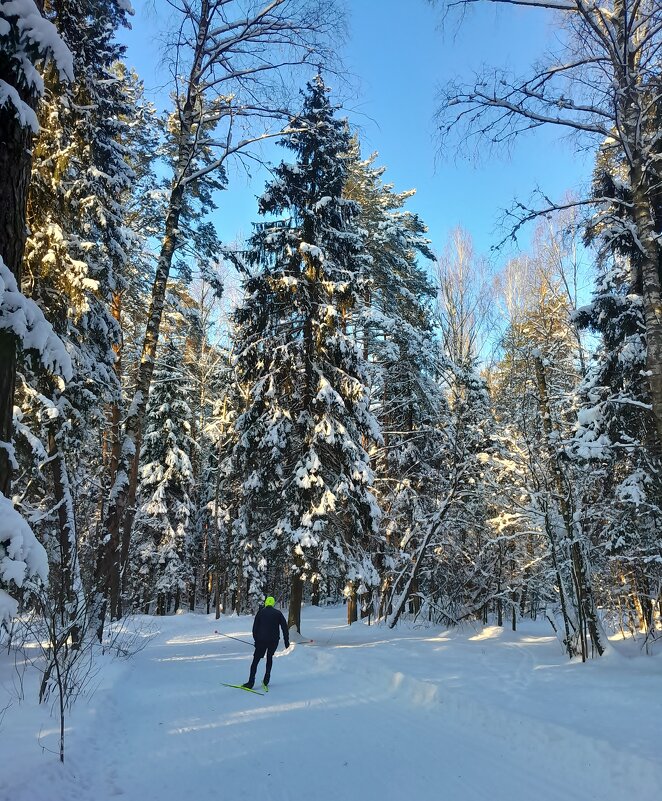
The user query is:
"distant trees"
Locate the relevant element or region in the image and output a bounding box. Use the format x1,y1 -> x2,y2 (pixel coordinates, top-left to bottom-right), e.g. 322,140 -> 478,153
135,338 -> 195,615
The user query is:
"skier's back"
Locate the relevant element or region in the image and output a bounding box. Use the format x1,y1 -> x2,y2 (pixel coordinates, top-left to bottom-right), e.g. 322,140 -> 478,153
253,602 -> 288,645
243,597 -> 289,690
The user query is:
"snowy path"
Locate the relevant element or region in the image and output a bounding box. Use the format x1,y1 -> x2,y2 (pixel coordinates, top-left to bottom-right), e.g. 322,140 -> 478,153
3,607 -> 662,801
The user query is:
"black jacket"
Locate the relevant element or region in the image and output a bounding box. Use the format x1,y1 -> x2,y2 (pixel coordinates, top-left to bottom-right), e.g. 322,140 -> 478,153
252,606 -> 289,647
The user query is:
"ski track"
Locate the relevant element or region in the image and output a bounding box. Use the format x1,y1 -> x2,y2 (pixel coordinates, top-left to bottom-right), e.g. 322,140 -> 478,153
3,609 -> 662,801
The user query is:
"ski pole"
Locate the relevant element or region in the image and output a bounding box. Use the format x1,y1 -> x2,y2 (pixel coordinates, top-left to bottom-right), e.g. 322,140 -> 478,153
214,629 -> 254,647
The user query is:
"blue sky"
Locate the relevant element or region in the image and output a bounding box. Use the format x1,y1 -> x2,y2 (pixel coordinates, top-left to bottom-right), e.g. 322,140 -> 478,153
122,0 -> 593,264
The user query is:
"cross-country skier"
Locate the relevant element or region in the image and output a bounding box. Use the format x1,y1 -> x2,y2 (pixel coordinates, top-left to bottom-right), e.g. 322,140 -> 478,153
243,596 -> 290,691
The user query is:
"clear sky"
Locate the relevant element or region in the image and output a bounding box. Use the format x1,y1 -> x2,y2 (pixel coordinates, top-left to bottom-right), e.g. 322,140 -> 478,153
122,0 -> 593,264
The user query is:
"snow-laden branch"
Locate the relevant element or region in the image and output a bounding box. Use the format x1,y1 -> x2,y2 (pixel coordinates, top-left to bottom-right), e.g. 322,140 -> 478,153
0,491 -> 48,623
0,259 -> 72,381
0,0 -> 74,131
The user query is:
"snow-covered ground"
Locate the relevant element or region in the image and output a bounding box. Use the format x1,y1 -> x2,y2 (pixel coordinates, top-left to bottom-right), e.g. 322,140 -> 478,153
2,607 -> 661,801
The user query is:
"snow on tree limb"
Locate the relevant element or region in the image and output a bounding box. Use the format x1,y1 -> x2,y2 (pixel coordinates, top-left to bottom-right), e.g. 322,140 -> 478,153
0,0 -> 73,130
0,78 -> 39,131
0,259 -> 73,381
0,490 -> 48,623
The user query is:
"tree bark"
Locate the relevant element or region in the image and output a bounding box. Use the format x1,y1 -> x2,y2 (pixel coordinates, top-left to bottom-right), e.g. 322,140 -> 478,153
47,427 -> 77,627
0,104 -> 36,495
288,557 -> 305,632
346,582 -> 357,625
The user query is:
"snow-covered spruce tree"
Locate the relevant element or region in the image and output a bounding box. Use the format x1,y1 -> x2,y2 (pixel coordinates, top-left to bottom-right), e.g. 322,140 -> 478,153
182,276 -> 239,614
13,0 -> 134,637
573,138 -> 662,637
205,353 -> 240,616
134,336 -> 195,615
231,76 -> 382,630
342,141 -> 451,621
0,265 -> 70,624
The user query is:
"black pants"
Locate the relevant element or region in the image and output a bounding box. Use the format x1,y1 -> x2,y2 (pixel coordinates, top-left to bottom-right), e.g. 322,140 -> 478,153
248,641 -> 277,685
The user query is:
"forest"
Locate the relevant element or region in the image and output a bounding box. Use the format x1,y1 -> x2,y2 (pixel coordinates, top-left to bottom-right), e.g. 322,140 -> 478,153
1,0 -> 662,753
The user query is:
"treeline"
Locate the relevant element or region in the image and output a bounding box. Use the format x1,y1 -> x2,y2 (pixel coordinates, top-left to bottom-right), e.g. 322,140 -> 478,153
1,0 -> 661,681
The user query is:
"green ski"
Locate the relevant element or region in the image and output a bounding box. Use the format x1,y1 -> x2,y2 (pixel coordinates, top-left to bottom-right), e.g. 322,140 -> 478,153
262,682 -> 269,693
221,682 -> 264,696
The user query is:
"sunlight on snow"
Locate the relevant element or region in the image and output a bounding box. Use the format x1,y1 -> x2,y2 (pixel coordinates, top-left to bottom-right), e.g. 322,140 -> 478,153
469,627 -> 504,641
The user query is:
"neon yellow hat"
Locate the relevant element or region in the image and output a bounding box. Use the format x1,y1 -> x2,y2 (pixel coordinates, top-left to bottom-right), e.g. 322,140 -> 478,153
265,596 -> 275,607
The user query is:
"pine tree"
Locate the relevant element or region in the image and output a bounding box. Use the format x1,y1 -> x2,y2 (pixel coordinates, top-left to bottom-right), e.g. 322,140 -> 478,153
231,76 -> 382,630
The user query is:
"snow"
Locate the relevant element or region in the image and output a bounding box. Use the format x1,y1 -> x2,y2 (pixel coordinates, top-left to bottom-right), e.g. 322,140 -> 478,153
0,258 -> 73,380
0,79 -> 39,131
1,607 -> 661,800
299,242 -> 324,262
0,0 -> 74,130
2,0 -> 74,82
0,491 -> 48,622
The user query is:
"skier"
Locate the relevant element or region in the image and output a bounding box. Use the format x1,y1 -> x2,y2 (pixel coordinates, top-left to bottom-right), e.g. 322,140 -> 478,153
243,596 -> 290,691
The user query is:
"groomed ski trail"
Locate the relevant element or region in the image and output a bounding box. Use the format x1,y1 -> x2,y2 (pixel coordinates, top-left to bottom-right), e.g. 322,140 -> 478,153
3,607 -> 661,801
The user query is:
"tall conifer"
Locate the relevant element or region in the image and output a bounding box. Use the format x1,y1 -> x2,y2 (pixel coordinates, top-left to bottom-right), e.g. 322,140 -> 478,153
232,76 -> 382,630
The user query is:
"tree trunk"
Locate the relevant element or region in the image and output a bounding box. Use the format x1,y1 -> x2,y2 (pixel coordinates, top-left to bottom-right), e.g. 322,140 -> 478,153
614,0 -> 662,451
346,582 -> 357,625
47,425 -> 81,645
288,568 -> 304,633
98,3 -> 212,631
0,101 -> 37,495
632,176 -> 662,450
215,572 -> 221,619
311,576 -> 320,606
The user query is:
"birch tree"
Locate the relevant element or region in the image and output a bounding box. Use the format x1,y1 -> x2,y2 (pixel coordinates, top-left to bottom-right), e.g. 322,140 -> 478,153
99,0 -> 340,625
